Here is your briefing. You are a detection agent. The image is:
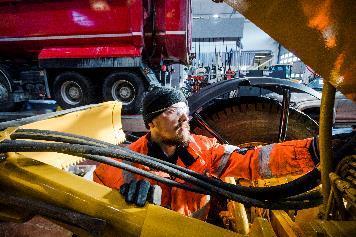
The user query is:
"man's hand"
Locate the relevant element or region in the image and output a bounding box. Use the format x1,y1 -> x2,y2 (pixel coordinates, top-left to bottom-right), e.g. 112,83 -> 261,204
119,180 -> 162,207
311,131 -> 356,168
332,131 -> 355,165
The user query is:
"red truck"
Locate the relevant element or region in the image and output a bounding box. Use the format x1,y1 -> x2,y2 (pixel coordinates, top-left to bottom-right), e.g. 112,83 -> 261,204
0,0 -> 192,113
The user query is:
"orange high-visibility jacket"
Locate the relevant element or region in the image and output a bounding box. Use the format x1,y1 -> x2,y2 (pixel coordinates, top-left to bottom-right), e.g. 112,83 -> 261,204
94,133 -> 317,218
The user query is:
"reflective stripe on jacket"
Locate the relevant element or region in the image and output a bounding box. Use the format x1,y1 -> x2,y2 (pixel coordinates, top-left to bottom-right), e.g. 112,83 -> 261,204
94,134 -> 315,218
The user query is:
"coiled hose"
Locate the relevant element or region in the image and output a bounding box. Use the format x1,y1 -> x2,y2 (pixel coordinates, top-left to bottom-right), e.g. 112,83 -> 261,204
0,128 -> 322,210
12,129 -> 322,200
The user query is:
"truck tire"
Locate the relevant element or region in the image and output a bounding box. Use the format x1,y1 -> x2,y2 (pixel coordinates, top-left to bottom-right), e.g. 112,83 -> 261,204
0,67 -> 23,112
102,72 -> 145,114
53,72 -> 97,109
0,80 -> 13,112
191,96 -> 319,146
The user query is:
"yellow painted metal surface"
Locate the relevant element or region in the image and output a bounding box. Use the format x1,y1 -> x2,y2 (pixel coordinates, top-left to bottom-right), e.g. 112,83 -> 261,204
0,154 -> 241,237
249,217 -> 276,237
297,220 -> 356,236
140,205 -> 240,237
270,211 -> 302,237
224,177 -> 249,234
319,81 -> 336,206
224,0 -> 355,101
17,101 -> 125,169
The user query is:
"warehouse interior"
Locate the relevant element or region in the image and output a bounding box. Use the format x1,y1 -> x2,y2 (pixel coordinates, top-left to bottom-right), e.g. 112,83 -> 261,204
0,1 -> 355,236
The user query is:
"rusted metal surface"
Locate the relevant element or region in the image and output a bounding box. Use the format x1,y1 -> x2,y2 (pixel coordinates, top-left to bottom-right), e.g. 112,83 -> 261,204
0,192 -> 107,237
0,216 -> 72,237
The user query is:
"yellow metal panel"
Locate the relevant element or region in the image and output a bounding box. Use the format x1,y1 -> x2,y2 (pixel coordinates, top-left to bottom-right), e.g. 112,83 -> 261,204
297,220 -> 356,236
270,211 -> 302,237
17,101 -> 125,169
140,205 -> 240,237
0,154 -> 243,237
224,0 -> 355,101
0,153 -> 147,237
249,217 -> 276,237
224,177 -> 249,234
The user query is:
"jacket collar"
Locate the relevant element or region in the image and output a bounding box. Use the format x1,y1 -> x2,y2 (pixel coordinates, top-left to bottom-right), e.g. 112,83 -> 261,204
143,133 -> 199,167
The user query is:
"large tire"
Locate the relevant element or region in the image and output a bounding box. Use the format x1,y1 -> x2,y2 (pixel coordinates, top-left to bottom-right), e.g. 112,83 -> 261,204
191,96 -> 319,146
53,72 -> 97,109
0,66 -> 24,112
102,72 -> 145,114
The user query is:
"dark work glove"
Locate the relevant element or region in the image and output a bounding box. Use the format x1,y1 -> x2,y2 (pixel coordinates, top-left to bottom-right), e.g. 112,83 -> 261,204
309,131 -> 355,167
119,180 -> 162,207
332,131 -> 355,166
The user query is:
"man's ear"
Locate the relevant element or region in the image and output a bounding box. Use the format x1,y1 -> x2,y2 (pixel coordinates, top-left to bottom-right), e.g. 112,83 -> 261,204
148,121 -> 156,129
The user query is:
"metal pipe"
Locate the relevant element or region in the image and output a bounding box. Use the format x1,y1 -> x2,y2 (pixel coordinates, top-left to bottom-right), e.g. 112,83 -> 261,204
192,112 -> 229,144
319,80 -> 336,207
278,88 -> 291,142
224,177 -> 249,235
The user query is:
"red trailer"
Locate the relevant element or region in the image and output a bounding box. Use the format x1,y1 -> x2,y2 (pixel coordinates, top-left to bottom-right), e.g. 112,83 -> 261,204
0,0 -> 191,113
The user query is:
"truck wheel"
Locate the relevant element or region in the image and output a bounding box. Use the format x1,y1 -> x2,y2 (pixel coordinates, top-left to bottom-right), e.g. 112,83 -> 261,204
53,72 -> 96,109
190,96 -> 319,146
0,81 -> 13,112
0,69 -> 23,112
102,72 -> 145,114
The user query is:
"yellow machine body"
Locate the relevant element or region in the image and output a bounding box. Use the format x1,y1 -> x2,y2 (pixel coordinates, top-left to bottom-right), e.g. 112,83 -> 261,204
17,102 -> 125,169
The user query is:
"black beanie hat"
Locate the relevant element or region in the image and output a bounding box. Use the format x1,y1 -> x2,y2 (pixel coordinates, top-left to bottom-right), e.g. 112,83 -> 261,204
142,86 -> 187,128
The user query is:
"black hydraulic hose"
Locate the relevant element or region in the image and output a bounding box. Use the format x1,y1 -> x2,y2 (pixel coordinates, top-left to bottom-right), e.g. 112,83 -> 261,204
82,154 -> 207,194
0,139 -> 268,207
14,129 -> 115,148
13,130 -> 210,193
283,189 -> 322,201
12,132 -> 112,148
13,129 -> 321,200
12,132 -> 323,202
0,140 -> 321,209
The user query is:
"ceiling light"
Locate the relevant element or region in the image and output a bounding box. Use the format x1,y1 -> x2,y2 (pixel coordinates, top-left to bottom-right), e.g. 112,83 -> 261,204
213,14 -> 219,18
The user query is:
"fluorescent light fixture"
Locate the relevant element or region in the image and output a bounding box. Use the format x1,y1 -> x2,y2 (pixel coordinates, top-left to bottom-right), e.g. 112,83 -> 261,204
255,55 -> 266,58
213,14 -> 219,18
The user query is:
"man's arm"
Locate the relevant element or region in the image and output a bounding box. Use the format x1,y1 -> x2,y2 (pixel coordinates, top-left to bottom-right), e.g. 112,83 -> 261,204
93,161 -> 126,188
210,138 -> 318,181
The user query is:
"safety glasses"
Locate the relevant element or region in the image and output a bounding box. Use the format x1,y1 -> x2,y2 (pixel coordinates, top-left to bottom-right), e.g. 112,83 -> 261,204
148,102 -> 189,117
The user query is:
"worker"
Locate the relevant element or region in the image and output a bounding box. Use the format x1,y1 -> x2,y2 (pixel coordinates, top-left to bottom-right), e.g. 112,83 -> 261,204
94,86 -> 354,220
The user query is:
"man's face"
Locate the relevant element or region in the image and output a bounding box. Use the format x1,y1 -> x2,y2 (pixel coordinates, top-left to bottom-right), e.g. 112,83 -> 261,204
149,102 -> 191,146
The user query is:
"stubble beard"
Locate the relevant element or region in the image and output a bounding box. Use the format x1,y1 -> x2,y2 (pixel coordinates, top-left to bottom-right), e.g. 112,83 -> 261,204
161,122 -> 191,146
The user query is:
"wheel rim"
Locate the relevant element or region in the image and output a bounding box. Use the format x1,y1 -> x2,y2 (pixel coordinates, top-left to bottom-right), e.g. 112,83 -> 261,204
0,83 -> 9,102
111,80 -> 136,105
60,81 -> 83,105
